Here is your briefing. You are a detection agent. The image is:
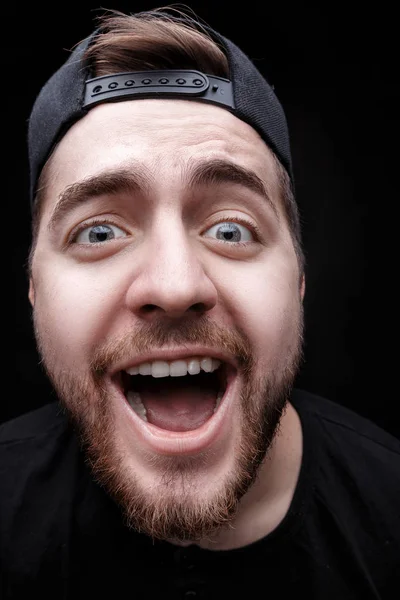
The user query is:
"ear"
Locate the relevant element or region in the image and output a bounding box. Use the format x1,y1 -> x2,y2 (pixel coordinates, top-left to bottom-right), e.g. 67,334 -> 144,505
28,278 -> 35,307
300,274 -> 306,302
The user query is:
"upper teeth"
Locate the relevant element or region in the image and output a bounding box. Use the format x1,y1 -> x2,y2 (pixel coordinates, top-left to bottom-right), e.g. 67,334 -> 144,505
125,357 -> 222,378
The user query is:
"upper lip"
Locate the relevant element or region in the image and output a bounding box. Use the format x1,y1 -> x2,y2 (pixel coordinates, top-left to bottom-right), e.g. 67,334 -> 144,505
109,346 -> 238,377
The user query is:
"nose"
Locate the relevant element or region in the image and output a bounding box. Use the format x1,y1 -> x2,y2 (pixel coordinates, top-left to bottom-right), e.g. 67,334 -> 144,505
125,217 -> 218,320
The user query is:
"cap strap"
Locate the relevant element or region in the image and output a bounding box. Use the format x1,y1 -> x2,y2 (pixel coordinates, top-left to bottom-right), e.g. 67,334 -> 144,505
84,70 -> 234,110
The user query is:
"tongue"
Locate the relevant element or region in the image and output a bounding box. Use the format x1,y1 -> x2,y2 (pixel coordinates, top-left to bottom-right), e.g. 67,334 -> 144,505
138,376 -> 217,432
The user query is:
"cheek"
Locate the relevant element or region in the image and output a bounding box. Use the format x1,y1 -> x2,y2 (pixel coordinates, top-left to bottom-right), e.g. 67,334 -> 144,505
33,264 -> 123,363
234,261 -> 301,363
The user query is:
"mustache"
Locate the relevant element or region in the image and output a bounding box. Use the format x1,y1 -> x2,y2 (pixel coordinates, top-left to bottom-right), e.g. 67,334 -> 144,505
90,314 -> 254,377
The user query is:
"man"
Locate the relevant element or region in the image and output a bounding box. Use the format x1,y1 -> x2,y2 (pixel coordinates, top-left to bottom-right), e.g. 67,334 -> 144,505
1,7 -> 399,599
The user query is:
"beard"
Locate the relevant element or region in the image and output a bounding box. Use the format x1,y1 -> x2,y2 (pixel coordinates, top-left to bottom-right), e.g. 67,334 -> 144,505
33,308 -> 304,544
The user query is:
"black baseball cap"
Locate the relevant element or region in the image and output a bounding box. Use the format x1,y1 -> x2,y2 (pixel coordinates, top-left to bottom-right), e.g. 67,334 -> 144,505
28,11 -> 293,208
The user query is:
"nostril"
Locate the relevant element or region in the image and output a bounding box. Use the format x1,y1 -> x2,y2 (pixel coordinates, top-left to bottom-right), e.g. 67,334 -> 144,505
141,305 -> 158,313
191,303 -> 206,313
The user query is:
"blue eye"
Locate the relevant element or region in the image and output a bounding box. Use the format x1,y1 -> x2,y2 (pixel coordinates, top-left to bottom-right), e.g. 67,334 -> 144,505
205,221 -> 254,244
74,223 -> 127,244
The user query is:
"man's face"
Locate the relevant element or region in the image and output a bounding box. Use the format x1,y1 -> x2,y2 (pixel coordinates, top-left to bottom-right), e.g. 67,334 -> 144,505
29,99 -> 305,543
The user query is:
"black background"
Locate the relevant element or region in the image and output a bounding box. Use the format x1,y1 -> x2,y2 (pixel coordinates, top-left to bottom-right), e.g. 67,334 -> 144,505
7,2 -> 399,437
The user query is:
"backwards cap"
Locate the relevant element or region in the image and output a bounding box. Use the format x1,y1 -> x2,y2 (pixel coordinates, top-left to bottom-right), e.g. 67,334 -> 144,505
28,12 -> 293,207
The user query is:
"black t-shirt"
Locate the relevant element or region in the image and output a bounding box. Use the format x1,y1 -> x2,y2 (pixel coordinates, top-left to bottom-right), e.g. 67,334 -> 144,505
1,388 -> 399,599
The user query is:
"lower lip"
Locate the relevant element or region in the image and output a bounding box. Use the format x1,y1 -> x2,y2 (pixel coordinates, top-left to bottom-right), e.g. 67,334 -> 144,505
116,367 -> 238,455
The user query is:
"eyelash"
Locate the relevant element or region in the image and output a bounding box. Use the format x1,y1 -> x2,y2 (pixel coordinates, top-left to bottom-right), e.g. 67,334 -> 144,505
69,218 -> 122,245
210,215 -> 262,247
68,215 -> 262,247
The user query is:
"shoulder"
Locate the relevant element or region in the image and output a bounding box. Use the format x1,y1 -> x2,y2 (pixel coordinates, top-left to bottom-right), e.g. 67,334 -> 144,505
0,402 -> 80,517
0,402 -> 75,477
290,387 -> 400,513
0,403 -> 85,580
290,388 -> 400,588
0,402 -> 67,445
291,387 -> 400,456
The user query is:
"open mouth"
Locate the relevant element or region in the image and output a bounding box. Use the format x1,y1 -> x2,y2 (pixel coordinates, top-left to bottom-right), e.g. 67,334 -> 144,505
118,361 -> 230,433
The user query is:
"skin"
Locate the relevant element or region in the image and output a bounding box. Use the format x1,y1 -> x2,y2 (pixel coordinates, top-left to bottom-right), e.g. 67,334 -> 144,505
29,99 -> 305,549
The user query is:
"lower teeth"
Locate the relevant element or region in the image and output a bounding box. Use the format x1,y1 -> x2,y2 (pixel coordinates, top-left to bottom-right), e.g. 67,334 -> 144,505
214,389 -> 224,412
126,389 -> 225,422
127,391 -> 148,421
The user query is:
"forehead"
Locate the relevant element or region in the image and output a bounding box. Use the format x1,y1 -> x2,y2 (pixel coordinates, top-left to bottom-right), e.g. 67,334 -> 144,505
43,99 -> 280,212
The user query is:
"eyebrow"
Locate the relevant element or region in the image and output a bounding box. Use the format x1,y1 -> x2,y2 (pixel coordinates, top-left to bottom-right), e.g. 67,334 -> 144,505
188,158 -> 279,220
47,168 -> 153,232
47,158 -> 278,232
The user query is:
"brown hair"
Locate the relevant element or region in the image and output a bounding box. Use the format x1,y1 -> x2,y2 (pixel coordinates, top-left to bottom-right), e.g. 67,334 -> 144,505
28,9 -> 305,279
